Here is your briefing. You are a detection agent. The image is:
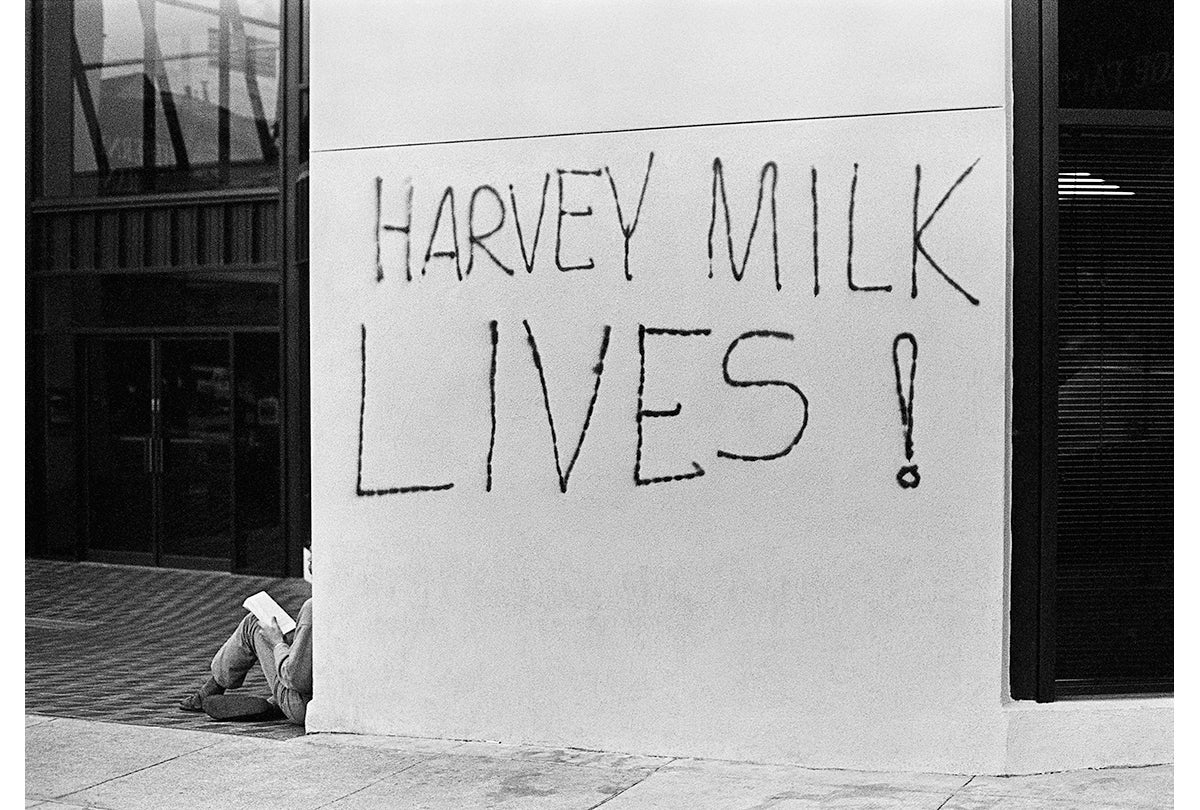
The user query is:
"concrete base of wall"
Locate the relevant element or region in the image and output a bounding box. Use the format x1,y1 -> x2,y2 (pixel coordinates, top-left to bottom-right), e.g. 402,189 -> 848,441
305,697 -> 1172,776
1001,697 -> 1173,774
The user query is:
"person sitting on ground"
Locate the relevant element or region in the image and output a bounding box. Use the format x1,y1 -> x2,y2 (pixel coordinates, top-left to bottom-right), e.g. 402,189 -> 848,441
180,596 -> 312,726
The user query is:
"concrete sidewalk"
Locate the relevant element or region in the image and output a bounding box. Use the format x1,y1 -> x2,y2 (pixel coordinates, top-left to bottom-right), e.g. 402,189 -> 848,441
26,714 -> 1171,809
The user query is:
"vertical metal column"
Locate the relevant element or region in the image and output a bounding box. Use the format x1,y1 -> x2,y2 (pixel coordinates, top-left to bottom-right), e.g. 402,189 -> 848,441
218,0 -> 232,185
1010,0 -> 1059,703
141,0 -> 157,190
281,0 -> 311,577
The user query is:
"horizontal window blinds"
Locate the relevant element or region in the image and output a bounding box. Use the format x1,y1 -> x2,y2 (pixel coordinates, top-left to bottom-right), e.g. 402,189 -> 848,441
1054,127 -> 1172,695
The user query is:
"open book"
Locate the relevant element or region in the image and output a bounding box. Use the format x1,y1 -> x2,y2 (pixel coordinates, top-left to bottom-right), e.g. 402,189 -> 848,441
242,591 -> 297,636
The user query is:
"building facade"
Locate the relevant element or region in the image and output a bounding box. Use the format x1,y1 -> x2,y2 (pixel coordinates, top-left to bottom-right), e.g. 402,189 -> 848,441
27,0 -> 309,577
28,0 -> 1171,774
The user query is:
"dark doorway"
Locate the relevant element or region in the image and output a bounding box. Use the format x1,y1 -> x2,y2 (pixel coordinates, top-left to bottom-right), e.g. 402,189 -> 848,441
83,333 -> 280,571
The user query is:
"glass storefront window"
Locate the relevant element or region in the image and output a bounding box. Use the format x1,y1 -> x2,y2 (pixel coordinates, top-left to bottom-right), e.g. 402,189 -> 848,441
1058,0 -> 1172,111
61,0 -> 280,196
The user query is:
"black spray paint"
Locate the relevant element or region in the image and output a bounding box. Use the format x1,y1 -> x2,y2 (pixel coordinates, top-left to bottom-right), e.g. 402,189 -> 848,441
467,185 -> 516,276
635,325 -> 711,486
486,320 -> 499,492
523,319 -> 612,492
604,152 -> 655,281
846,163 -> 892,293
376,176 -> 414,282
716,330 -> 809,462
892,332 -> 920,489
360,156 -> 988,493
811,166 -> 820,297
912,159 -> 981,305
510,174 -> 551,274
374,177 -> 383,282
708,159 -> 781,291
422,186 -> 463,281
556,168 -> 603,272
356,323 -> 454,496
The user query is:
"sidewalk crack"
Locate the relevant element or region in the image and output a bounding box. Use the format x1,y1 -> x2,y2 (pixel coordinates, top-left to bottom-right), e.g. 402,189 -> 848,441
584,757 -> 677,810
310,753 -> 449,809
53,739 -> 225,802
934,775 -> 976,810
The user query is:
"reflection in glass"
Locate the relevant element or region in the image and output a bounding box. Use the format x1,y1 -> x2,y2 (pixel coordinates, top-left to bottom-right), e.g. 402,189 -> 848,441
43,335 -> 84,558
159,338 -> 233,560
234,333 -> 283,573
72,0 -> 280,195
86,338 -> 155,555
1058,0 -> 1172,111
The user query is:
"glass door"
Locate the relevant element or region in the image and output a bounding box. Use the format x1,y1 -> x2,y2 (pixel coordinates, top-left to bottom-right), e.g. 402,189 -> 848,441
158,337 -> 234,567
84,334 -> 235,569
85,338 -> 155,562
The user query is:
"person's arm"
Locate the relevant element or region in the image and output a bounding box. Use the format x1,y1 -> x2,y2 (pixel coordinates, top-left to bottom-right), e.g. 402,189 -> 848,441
271,599 -> 313,695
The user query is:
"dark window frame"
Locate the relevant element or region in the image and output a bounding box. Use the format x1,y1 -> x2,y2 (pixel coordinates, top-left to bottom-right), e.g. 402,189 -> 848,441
280,0 -> 310,577
1011,0 -> 1059,705
1010,0 -> 1173,702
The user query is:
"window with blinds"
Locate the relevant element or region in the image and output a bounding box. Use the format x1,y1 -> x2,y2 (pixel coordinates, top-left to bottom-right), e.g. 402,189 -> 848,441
1010,0 -> 1171,701
1054,128 -> 1173,695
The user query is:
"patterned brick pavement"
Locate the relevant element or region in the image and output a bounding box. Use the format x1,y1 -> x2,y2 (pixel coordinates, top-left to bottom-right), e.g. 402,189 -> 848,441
26,559 -> 312,741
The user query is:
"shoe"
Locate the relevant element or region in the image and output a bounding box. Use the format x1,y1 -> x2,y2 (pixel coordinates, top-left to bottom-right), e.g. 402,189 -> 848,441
201,694 -> 286,722
179,691 -> 206,712
179,677 -> 224,712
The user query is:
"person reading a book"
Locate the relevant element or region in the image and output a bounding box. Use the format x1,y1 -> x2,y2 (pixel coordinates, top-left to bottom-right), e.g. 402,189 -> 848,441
179,595 -> 313,725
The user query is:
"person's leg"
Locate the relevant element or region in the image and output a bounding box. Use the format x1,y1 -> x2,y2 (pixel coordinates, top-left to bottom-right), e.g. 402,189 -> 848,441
209,613 -> 263,690
247,628 -> 308,725
181,613 -> 259,711
184,612 -> 306,723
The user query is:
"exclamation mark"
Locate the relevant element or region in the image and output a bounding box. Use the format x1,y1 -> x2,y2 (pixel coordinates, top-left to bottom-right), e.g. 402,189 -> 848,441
892,333 -> 920,489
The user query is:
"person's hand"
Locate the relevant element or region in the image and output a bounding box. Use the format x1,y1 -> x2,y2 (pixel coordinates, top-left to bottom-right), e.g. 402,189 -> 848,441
259,617 -> 286,647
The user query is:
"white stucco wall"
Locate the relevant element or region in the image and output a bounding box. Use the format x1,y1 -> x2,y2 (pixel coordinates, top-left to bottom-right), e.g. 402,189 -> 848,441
305,0 -> 1170,773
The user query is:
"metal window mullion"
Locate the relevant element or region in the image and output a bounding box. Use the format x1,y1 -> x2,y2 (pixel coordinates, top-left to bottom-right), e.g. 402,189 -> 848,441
218,0 -> 232,183
70,37 -> 111,177
141,0 -> 157,190
228,332 -> 238,572
227,0 -> 279,164
1010,0 -> 1048,702
150,337 -> 163,565
1036,0 -> 1061,703
137,0 -> 190,171
281,0 -> 311,577
157,0 -> 280,30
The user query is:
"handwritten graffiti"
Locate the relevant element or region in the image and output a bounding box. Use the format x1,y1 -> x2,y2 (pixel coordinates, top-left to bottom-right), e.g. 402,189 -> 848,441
358,154 -> 985,495
357,319 -> 820,495
375,154 -> 982,297
892,333 -> 920,489
635,326 -> 710,487
356,323 -> 454,496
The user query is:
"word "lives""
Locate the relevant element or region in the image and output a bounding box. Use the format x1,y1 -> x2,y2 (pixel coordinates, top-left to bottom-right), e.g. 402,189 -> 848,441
355,320 -> 810,496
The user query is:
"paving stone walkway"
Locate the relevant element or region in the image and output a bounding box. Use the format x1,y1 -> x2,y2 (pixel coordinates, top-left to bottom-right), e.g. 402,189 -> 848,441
26,559 -> 311,741
26,714 -> 1173,809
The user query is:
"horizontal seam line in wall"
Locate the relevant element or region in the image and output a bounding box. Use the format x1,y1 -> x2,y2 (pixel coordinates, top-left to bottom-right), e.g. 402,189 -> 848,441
312,104 -> 1004,153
